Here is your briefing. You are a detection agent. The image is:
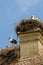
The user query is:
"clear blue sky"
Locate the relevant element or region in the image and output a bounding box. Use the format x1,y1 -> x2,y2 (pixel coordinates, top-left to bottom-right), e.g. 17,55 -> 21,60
0,0 -> 43,49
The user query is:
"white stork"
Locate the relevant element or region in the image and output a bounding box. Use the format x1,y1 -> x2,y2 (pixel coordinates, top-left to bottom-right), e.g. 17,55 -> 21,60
31,15 -> 40,21
9,36 -> 17,44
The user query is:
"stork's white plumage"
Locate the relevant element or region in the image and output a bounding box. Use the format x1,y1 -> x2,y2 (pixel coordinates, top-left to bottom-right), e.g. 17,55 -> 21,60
9,36 -> 17,44
31,15 -> 35,19
31,16 -> 40,21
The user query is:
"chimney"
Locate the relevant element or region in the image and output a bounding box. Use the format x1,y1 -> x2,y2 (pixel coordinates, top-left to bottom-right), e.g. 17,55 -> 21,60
16,16 -> 43,59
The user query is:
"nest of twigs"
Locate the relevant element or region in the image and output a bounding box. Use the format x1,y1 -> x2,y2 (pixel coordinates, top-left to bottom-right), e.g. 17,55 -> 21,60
16,19 -> 43,35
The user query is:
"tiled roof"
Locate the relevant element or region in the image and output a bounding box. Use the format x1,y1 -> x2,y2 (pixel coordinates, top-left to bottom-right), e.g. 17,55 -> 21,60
10,53 -> 43,65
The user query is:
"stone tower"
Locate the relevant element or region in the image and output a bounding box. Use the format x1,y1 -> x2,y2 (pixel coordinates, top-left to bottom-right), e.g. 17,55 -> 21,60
16,16 -> 43,59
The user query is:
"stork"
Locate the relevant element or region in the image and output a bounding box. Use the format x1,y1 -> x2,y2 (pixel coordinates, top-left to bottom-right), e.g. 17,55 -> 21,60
9,36 -> 17,44
31,15 -> 40,21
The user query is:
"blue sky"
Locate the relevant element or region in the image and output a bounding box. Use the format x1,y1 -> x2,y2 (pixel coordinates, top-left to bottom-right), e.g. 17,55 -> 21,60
0,0 -> 43,49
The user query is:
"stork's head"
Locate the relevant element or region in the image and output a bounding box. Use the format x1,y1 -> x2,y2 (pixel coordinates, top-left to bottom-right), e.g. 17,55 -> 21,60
31,15 -> 35,19
9,36 -> 13,39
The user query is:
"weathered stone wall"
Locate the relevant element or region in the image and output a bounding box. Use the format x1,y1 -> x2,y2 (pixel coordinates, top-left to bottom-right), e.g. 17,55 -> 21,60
20,41 -> 38,59
38,40 -> 43,54
19,32 -> 43,59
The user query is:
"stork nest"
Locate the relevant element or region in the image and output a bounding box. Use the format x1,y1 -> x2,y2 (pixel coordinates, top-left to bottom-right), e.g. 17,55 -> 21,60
16,19 -> 43,35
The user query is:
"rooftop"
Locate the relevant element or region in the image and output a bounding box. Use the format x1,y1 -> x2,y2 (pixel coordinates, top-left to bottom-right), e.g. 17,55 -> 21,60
0,46 -> 43,65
